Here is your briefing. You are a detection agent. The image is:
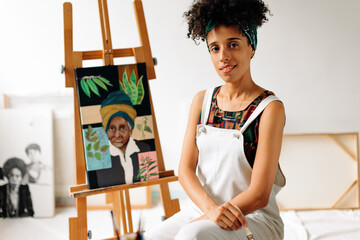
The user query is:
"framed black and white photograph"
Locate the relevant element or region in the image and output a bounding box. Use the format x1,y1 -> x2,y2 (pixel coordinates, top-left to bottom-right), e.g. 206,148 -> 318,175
0,109 -> 55,218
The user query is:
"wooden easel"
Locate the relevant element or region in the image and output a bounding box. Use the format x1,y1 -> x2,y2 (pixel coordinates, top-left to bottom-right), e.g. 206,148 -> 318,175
63,1 -> 180,239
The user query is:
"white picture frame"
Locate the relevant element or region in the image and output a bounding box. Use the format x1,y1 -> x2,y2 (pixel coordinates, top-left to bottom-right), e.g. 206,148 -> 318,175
0,109 -> 55,217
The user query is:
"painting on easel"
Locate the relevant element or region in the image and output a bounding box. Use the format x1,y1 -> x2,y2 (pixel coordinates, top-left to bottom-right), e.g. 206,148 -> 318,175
75,63 -> 159,189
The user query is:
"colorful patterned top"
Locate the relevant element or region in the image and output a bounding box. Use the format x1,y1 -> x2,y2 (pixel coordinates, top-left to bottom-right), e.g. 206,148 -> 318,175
200,86 -> 275,168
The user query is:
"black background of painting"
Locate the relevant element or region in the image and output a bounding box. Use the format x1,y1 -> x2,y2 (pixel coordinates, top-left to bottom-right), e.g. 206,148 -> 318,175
74,63 -> 156,189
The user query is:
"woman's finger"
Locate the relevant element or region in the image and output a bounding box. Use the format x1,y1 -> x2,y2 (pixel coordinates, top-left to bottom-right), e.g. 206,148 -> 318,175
231,204 -> 248,228
218,220 -> 229,230
223,209 -> 241,229
220,205 -> 241,230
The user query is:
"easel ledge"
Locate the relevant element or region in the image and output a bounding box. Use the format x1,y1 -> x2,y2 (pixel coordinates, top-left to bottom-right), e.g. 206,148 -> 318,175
70,172 -> 178,199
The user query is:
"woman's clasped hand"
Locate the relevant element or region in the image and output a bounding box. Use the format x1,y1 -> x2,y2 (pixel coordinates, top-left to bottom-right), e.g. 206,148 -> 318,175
193,202 -> 248,231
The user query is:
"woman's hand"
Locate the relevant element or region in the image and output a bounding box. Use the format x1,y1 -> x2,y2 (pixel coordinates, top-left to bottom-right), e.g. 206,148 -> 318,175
204,202 -> 248,230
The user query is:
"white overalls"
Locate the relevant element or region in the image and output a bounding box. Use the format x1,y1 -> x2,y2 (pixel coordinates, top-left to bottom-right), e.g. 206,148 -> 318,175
145,88 -> 286,240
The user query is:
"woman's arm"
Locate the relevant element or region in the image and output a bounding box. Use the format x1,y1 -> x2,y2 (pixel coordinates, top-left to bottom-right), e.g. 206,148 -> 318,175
229,100 -> 286,215
178,90 -> 216,212
178,90 -> 246,230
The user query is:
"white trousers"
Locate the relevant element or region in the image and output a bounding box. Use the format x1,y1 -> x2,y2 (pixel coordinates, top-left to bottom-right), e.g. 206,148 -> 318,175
144,207 -> 278,240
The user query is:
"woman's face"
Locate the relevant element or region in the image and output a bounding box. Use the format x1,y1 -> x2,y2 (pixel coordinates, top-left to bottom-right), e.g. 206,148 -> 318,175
107,116 -> 132,151
8,167 -> 22,187
207,25 -> 254,84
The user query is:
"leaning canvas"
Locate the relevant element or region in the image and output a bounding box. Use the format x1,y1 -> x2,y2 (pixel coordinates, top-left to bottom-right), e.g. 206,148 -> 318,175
0,109 -> 55,218
75,63 -> 159,189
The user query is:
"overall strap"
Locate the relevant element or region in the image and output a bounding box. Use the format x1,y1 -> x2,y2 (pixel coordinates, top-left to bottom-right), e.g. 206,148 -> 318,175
240,95 -> 281,134
200,87 -> 215,124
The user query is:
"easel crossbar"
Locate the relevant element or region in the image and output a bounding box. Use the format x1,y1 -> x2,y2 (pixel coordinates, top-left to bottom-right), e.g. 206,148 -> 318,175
77,48 -> 135,60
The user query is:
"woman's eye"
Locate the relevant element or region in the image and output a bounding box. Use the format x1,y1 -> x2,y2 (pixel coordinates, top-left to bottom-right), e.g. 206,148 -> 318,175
210,46 -> 219,52
230,43 -> 238,48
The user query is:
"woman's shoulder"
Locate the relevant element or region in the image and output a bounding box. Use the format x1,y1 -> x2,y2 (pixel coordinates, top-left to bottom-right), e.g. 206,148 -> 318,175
190,89 -> 206,112
192,86 -> 219,106
261,94 -> 286,125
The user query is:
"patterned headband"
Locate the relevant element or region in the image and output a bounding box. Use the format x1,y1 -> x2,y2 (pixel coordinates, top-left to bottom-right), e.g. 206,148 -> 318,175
205,19 -> 258,51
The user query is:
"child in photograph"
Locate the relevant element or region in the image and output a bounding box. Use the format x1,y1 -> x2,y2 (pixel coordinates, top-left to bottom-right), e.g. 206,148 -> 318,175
22,143 -> 51,185
0,157 -> 34,218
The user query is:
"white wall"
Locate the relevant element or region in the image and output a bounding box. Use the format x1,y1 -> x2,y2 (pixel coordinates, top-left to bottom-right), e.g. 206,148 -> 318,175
1,0 -> 359,200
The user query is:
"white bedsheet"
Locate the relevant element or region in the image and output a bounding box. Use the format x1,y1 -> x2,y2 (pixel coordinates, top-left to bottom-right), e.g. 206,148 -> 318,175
281,209 -> 360,240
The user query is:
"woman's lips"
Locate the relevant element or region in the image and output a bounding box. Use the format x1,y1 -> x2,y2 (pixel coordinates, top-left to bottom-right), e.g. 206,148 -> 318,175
220,65 -> 236,73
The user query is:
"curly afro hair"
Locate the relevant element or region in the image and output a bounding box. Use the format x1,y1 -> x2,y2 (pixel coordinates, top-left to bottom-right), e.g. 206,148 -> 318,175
3,157 -> 27,178
184,0 -> 270,43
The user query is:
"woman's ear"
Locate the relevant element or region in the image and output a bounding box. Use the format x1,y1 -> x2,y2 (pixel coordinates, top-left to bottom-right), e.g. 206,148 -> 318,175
251,49 -> 255,59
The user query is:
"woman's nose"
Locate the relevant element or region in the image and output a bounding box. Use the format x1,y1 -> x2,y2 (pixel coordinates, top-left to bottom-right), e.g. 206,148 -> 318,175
219,48 -> 230,62
115,130 -> 121,137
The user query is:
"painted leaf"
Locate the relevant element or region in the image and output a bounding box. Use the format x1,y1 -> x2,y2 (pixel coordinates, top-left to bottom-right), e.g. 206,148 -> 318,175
130,70 -> 138,105
130,69 -> 137,86
144,125 -> 152,133
136,123 -> 142,131
100,145 -> 109,152
93,78 -> 108,91
147,162 -> 156,168
95,152 -> 101,160
122,69 -> 132,96
85,130 -> 91,141
80,79 -> 91,98
87,79 -> 100,97
137,171 -> 143,178
119,80 -> 126,93
148,165 -> 157,172
93,140 -> 100,151
138,167 -> 147,175
88,125 -> 93,134
98,76 -> 113,86
136,75 -> 144,105
86,143 -> 92,151
90,136 -> 98,142
149,173 -> 159,176
87,151 -> 94,158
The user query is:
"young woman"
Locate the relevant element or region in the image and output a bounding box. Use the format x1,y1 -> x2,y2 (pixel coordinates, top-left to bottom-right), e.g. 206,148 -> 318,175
0,158 -> 34,218
145,0 -> 285,239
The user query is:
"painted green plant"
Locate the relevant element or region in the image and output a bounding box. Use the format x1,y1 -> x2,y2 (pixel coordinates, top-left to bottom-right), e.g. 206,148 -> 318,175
120,68 -> 145,105
80,76 -> 113,98
85,125 -> 110,163
136,116 -> 152,139
137,155 -> 158,181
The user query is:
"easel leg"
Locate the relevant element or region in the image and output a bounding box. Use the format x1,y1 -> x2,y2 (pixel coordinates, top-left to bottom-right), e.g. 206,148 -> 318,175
159,183 -> 180,219
124,189 -> 134,232
112,190 -> 130,235
69,197 -> 88,240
